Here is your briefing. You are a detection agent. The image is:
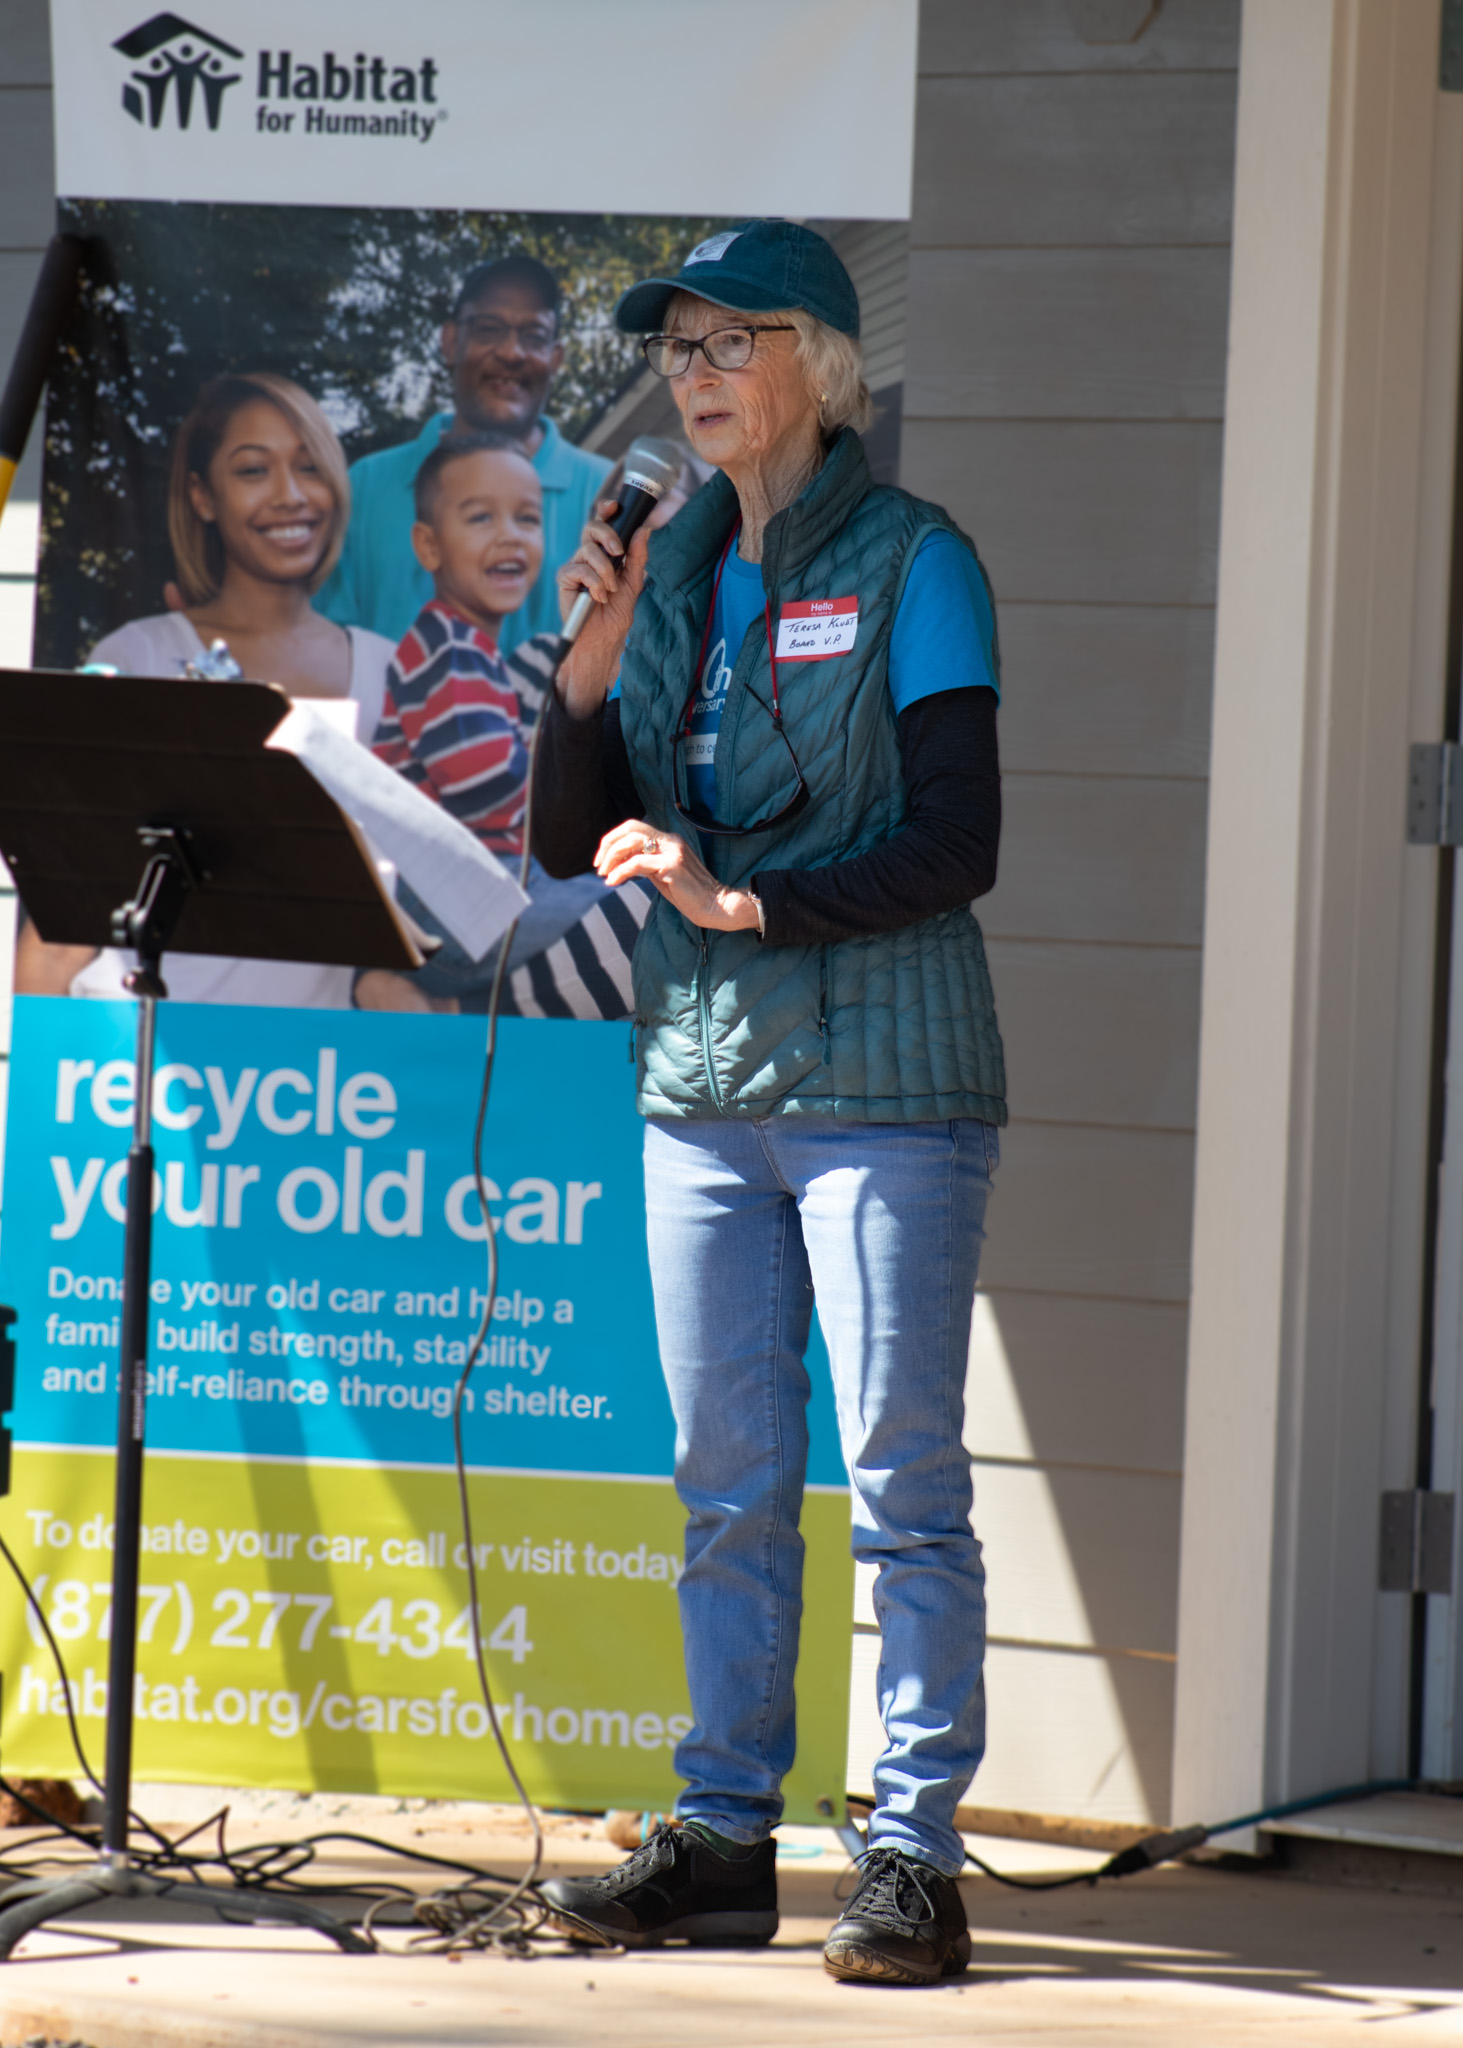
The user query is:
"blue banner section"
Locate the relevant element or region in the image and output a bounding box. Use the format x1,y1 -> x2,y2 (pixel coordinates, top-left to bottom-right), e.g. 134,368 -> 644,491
4,998 -> 845,1486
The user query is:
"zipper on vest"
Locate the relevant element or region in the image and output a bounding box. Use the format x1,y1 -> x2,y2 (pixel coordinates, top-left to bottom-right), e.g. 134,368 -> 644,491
695,934 -> 724,1109
628,1020 -> 638,1064
819,947 -> 832,1065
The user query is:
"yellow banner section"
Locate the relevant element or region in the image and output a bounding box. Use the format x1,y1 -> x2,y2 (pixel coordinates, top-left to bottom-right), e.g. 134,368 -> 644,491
0,1448 -> 853,1823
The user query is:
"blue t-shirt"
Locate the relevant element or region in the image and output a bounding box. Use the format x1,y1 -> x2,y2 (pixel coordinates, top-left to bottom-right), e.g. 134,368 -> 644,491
682,530 -> 999,820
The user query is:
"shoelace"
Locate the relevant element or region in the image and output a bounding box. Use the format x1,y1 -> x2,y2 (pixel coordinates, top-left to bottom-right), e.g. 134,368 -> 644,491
845,1846 -> 939,1930
601,1823 -> 682,1893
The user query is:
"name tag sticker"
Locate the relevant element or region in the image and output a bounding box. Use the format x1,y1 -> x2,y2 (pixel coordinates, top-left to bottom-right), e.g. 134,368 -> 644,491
775,596 -> 859,661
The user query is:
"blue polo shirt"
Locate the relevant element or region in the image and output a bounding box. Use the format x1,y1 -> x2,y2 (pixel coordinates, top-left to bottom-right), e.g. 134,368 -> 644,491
317,412 -> 610,656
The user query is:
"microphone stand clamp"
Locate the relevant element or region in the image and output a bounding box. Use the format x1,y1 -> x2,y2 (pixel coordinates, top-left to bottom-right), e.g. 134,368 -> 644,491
111,824 -> 202,999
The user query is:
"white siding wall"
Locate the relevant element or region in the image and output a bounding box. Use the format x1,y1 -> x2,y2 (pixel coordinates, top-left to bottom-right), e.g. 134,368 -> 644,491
846,0 -> 1240,1827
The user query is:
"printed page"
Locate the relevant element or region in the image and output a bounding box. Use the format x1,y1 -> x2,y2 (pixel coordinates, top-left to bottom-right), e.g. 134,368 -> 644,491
267,699 -> 529,961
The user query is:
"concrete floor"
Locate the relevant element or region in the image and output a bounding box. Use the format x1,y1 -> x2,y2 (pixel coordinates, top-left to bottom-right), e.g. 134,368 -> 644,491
0,1796 -> 1460,2046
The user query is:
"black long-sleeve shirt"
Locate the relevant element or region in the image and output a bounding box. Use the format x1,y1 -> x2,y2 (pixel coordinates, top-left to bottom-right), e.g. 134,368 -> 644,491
531,684 -> 1001,948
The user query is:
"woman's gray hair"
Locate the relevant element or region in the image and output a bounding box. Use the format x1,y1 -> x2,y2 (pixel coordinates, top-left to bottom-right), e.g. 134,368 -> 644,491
784,307 -> 875,436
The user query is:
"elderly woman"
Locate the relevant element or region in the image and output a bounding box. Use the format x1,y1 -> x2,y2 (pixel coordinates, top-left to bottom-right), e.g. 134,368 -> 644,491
533,222 -> 1004,1987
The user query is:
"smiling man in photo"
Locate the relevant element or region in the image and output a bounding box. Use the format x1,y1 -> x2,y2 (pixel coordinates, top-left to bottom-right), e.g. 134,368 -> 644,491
318,254 -> 609,655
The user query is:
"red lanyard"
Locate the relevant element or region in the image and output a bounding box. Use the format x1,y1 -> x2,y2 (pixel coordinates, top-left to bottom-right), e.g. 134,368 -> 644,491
683,521 -> 785,735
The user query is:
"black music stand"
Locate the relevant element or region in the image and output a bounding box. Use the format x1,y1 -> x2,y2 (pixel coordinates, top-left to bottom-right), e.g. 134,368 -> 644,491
0,669 -> 423,1958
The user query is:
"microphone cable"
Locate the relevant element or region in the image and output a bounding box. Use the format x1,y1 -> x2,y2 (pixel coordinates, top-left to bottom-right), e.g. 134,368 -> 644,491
430,634 -> 564,1950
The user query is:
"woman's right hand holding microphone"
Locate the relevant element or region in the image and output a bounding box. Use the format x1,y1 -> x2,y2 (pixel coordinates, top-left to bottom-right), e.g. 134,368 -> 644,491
556,496 -> 651,720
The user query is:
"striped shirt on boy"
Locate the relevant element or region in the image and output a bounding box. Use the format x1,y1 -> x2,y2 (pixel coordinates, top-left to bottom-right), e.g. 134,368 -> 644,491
371,600 -> 555,855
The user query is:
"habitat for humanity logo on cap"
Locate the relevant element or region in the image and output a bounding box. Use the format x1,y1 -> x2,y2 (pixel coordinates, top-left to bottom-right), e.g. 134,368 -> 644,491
113,13 -> 243,131
684,231 -> 744,265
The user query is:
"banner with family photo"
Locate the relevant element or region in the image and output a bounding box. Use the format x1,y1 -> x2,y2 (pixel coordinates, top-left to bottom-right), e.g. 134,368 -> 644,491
0,0 -> 918,1813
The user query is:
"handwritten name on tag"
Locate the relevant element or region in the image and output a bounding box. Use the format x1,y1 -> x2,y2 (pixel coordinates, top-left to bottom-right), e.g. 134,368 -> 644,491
775,596 -> 859,661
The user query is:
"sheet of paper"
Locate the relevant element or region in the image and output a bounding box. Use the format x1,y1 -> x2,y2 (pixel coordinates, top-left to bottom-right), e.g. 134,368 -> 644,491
268,700 -> 529,960
297,694 -> 362,742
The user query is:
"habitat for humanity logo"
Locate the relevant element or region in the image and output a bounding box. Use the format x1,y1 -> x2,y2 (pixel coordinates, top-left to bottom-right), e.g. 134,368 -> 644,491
114,13 -> 243,131
109,14 -> 445,145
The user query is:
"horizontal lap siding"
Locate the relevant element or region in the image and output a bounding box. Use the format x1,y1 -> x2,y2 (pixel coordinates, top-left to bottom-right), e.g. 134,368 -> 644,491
982,1124 -> 1197,1305
996,603 -> 1213,778
0,87 -> 54,250
965,1293 -> 1188,1475
914,75 -> 1238,248
986,940 -> 1201,1131
846,0 -> 1237,1828
918,0 -> 1242,77
906,250 -> 1230,420
860,1462 -> 1182,1655
846,1634 -> 1178,1827
987,775 -> 1209,947
907,420 -> 1223,604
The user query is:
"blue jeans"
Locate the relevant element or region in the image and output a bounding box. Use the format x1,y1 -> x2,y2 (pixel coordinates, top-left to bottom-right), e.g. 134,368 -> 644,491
643,1113 -> 998,1877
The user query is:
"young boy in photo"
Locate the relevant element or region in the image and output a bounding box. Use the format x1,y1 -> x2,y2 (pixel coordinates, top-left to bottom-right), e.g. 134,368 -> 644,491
362,427 -> 647,1014
371,426 -> 547,857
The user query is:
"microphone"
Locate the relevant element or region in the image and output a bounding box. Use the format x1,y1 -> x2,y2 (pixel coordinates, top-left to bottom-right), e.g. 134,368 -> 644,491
560,436 -> 684,647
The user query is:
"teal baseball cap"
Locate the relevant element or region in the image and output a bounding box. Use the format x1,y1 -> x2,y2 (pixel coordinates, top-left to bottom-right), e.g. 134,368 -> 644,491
614,220 -> 860,339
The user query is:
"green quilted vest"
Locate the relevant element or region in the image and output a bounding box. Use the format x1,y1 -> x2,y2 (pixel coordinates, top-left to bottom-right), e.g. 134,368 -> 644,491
619,427 -> 1006,1126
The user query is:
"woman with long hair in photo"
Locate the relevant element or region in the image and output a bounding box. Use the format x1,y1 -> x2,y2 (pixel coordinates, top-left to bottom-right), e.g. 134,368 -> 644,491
16,372 -> 395,1006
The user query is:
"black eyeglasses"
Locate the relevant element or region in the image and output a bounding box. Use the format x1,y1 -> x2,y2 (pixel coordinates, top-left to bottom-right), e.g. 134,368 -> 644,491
462,315 -> 558,354
671,526 -> 810,837
642,325 -> 796,379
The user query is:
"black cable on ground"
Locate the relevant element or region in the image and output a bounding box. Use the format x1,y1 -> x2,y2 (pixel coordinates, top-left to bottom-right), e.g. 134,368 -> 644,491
960,1777 -> 1424,1891
842,1777 -> 1432,1892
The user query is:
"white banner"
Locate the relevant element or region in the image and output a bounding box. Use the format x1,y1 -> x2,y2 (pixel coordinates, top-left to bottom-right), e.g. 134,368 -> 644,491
50,0 -> 917,219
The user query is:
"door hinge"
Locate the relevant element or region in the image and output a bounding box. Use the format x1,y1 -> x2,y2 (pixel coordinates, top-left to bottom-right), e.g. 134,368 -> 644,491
1379,1490 -> 1455,1593
1408,743 -> 1463,844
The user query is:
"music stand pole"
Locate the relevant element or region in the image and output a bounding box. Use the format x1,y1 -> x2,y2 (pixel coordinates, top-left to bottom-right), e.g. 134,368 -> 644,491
100,827 -> 180,1863
100,984 -> 155,1861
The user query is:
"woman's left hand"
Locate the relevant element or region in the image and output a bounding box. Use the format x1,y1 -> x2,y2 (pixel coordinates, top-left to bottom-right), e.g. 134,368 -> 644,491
596,820 -> 761,933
